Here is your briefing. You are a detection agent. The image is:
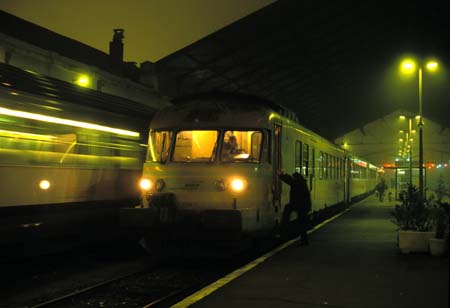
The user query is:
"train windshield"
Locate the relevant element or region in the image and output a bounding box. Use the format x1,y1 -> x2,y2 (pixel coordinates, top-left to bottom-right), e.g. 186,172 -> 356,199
221,130 -> 262,163
148,130 -> 173,162
172,130 -> 218,162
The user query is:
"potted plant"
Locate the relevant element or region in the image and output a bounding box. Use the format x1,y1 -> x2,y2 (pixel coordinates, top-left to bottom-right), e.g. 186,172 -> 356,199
391,185 -> 434,254
429,202 -> 449,256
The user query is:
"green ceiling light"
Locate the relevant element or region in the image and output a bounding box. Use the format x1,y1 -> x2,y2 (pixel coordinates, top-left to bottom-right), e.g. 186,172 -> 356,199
399,115 -> 406,120
75,74 -> 91,87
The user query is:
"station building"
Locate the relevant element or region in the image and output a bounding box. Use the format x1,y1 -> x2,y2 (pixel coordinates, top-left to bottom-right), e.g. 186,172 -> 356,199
335,110 -> 450,200
0,10 -> 169,111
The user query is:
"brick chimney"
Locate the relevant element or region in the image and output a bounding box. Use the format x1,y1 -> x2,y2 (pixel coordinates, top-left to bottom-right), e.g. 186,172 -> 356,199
109,29 -> 124,64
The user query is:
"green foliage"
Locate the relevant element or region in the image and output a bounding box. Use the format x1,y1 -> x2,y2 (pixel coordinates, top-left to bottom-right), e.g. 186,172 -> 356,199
436,174 -> 446,202
391,185 -> 434,231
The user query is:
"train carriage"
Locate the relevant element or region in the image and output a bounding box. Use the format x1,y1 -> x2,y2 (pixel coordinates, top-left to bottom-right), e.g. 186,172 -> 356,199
0,63 -> 155,249
121,93 -> 378,249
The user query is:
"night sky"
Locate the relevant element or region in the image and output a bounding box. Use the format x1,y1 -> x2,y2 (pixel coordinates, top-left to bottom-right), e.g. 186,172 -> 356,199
0,0 -> 275,62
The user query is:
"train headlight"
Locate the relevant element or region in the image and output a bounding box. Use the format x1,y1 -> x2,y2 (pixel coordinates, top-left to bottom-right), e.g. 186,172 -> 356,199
230,178 -> 247,193
139,178 -> 153,191
155,179 -> 165,192
39,179 -> 51,190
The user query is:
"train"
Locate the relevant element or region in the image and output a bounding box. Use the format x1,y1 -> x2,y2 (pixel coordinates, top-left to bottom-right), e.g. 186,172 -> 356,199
0,62 -> 156,251
120,92 -> 380,252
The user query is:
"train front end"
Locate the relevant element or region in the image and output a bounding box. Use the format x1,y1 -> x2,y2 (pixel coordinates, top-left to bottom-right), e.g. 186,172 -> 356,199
120,100 -> 273,246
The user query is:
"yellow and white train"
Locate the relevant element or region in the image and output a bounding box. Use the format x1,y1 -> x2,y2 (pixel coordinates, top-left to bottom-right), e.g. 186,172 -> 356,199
121,93 -> 379,248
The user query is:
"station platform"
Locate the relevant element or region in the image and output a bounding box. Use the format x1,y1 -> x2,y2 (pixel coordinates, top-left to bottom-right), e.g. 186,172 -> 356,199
174,195 -> 449,308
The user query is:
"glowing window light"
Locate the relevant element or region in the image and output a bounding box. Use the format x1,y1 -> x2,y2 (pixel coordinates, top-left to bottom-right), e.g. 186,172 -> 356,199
0,106 -> 139,137
75,75 -> 91,87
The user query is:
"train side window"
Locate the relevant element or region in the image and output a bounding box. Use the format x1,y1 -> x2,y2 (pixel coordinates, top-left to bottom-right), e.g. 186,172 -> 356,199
328,154 -> 332,179
302,143 -> 309,176
310,148 -> 315,177
295,140 -> 302,173
319,151 -> 324,180
333,156 -> 336,179
325,153 -> 329,179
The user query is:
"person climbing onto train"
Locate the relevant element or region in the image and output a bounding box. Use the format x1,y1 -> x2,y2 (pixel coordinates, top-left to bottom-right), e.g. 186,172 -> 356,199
278,170 -> 312,246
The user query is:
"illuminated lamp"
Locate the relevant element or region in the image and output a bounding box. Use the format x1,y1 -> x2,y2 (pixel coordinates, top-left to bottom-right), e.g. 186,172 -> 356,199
230,178 -> 246,193
139,178 -> 152,191
39,180 -> 51,190
75,75 -> 91,87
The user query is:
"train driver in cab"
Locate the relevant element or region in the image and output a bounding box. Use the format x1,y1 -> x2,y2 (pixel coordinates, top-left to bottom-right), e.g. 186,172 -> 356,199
222,135 -> 244,160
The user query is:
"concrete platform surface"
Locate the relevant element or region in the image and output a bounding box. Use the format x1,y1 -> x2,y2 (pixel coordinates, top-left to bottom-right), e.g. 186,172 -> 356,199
175,196 -> 449,308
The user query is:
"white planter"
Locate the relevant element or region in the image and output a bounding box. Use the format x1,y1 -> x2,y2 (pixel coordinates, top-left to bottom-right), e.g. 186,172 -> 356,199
398,230 -> 435,254
429,238 -> 448,257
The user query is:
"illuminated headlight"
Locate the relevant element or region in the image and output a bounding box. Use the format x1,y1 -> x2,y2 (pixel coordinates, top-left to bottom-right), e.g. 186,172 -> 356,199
39,179 -> 51,190
139,178 -> 153,191
230,178 -> 247,193
155,179 -> 165,192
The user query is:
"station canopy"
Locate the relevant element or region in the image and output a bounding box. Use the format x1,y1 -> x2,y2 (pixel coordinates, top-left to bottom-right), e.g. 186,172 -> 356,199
152,0 -> 450,143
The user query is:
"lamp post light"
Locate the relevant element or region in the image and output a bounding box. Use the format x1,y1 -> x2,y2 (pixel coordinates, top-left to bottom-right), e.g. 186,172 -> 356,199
400,58 -> 439,202
398,116 -> 415,185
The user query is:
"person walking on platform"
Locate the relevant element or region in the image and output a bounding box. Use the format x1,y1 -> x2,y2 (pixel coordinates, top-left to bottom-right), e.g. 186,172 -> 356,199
376,178 -> 388,202
279,170 -> 312,246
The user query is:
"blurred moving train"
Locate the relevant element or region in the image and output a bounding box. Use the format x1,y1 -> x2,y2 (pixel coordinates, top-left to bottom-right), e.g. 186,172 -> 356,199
0,63 -> 156,250
121,93 -> 380,251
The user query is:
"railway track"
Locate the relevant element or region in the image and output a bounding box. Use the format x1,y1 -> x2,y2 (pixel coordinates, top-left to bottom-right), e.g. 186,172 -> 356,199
22,262 -> 232,308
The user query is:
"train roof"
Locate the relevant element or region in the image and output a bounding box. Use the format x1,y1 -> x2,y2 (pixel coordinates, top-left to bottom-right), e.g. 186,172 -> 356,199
172,91 -> 300,122
0,62 -> 156,122
151,91 -> 301,129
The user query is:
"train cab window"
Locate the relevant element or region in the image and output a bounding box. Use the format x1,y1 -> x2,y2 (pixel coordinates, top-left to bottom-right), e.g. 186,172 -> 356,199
148,130 -> 173,162
221,130 -> 262,163
172,130 -> 218,162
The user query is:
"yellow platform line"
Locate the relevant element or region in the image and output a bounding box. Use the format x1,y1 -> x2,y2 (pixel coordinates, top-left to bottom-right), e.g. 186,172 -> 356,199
171,199 -> 366,308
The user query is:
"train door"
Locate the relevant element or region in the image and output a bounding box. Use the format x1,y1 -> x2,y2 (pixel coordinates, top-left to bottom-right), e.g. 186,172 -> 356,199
345,157 -> 351,203
272,124 -> 282,213
310,148 -> 315,193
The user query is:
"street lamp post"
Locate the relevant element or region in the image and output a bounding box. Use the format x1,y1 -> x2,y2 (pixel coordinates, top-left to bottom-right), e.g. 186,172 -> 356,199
400,58 -> 439,202
418,67 -> 424,201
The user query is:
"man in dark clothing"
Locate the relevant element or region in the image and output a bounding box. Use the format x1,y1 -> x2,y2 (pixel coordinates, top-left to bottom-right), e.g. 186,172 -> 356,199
279,171 -> 312,245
